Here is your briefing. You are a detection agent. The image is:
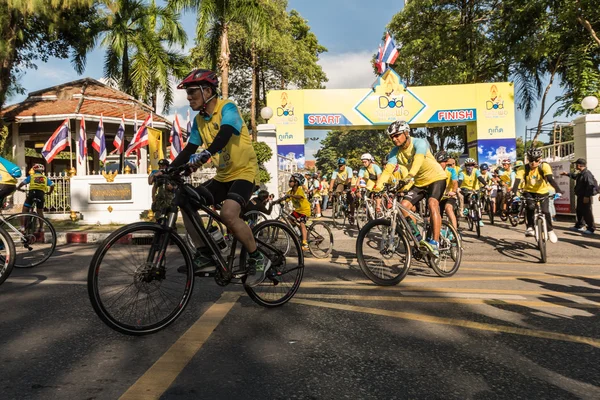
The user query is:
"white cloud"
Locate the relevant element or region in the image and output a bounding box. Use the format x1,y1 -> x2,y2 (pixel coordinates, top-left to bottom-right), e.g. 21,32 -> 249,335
478,146 -> 483,154
318,51 -> 377,89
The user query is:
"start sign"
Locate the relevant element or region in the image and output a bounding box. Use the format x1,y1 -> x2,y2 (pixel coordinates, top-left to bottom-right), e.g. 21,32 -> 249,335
428,109 -> 477,123
304,114 -> 352,126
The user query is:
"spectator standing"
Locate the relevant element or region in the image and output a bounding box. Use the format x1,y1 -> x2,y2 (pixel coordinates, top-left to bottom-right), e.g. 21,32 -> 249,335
561,158 -> 598,234
320,175 -> 329,212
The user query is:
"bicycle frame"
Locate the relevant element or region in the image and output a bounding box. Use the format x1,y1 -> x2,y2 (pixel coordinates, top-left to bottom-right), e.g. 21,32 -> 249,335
532,195 -> 552,242
388,196 -> 428,249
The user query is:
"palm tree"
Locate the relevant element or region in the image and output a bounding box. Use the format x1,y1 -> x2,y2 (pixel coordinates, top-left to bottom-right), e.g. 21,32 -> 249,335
98,0 -> 188,113
168,0 -> 268,99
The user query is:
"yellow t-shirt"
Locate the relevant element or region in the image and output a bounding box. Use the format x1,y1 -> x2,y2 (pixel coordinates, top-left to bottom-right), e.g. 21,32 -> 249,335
384,138 -> 447,187
28,173 -> 51,191
459,169 -> 481,191
0,164 -> 17,185
515,162 -> 553,194
442,169 -> 455,199
286,186 -> 311,216
320,180 -> 329,196
191,99 -> 258,183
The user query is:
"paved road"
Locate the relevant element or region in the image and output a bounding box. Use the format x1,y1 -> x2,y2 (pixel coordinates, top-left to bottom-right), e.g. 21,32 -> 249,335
1,218 -> 599,399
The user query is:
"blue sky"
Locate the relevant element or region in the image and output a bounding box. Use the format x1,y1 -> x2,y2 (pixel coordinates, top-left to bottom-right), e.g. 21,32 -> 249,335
9,0 -> 568,160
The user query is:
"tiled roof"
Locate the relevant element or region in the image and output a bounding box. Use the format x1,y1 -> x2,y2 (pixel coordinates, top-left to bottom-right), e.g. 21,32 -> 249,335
1,78 -> 170,125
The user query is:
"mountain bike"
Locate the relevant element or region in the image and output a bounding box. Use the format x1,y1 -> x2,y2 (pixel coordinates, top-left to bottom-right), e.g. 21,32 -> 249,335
0,189 -> 57,268
480,187 -> 495,225
0,223 -> 16,286
462,189 -> 483,238
355,188 -> 383,229
529,194 -> 554,263
87,164 -> 304,335
257,196 -> 333,258
356,185 -> 462,285
330,189 -> 354,229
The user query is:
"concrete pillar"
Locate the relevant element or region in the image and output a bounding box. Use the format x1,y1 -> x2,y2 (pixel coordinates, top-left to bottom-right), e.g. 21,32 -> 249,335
11,123 -> 25,174
573,114 -> 600,223
257,124 -> 278,198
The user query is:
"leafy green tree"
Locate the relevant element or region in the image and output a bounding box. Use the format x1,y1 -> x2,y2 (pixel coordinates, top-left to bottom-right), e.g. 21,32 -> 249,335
252,140 -> 272,183
168,0 -> 268,99
98,0 -> 188,113
0,0 -> 97,110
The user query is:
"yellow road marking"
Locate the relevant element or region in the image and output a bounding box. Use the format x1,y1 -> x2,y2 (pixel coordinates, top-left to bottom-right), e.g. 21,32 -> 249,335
120,292 -> 240,400
461,267 -> 547,275
460,260 -> 598,268
303,274 -> 600,285
291,298 -> 600,348
294,293 -> 600,308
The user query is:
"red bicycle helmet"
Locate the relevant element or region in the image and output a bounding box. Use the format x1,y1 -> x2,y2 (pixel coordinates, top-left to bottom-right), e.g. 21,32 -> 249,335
177,69 -> 219,89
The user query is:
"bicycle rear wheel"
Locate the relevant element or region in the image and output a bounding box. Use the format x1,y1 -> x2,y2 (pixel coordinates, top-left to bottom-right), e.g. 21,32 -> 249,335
88,222 -> 194,335
0,226 -> 16,286
242,220 -> 304,307
432,221 -> 462,277
331,197 -> 345,229
356,219 -> 412,286
307,221 -> 333,258
244,210 -> 268,229
536,218 -> 547,263
2,213 -> 57,268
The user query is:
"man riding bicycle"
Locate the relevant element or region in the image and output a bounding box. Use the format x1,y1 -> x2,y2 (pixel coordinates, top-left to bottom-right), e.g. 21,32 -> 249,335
512,147 -> 563,243
356,153 -> 383,211
497,158 -> 516,213
16,164 -> 54,224
458,158 -> 487,226
166,69 -> 266,286
329,158 -> 355,223
435,151 -> 459,230
374,120 -> 447,257
479,163 -> 498,216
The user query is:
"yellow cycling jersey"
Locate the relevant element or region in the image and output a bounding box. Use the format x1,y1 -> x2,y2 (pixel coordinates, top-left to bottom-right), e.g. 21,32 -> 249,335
320,181 -> 329,196
442,169 -> 458,199
192,99 -> 258,183
286,185 -> 311,216
515,162 -> 553,194
333,167 -> 352,185
459,169 -> 481,191
0,165 -> 17,185
28,173 -> 52,191
384,138 -> 447,187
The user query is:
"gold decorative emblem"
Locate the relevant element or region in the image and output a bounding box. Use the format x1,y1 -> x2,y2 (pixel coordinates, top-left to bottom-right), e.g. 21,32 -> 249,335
102,170 -> 118,182
107,206 -> 113,213
70,211 -> 78,221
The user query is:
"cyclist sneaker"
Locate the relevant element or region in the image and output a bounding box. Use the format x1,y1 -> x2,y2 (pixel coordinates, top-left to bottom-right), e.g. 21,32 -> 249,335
245,251 -> 272,287
525,227 -> 535,237
548,230 -> 558,243
419,239 -> 440,258
301,241 -> 309,251
177,251 -> 216,275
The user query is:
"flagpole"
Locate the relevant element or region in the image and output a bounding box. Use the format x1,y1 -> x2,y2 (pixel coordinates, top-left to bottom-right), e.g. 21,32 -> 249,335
68,119 -> 73,171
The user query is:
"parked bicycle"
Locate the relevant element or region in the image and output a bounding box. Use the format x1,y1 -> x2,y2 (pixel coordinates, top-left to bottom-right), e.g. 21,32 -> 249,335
0,189 -> 56,268
356,185 -> 462,285
87,164 -> 304,335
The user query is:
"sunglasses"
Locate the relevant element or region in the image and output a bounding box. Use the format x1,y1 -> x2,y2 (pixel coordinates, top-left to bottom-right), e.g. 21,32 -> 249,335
289,179 -> 296,183
389,132 -> 403,139
185,86 -> 202,96
529,159 -> 541,164
447,163 -> 455,167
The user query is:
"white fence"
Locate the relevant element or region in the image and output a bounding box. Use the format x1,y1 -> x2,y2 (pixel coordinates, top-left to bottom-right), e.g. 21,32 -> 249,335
539,140 -> 575,162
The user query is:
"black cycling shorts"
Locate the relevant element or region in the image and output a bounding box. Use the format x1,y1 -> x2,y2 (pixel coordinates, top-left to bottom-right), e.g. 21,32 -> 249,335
440,197 -> 457,214
403,179 -> 447,206
0,184 -> 16,207
200,179 -> 254,208
25,189 -> 45,208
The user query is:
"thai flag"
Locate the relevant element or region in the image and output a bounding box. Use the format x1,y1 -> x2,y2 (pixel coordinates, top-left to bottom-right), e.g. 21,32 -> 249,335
42,118 -> 69,163
375,44 -> 386,74
170,114 -> 184,160
185,109 -> 191,141
382,32 -> 399,65
78,116 -> 87,165
125,113 -> 152,156
92,114 -> 107,163
111,115 -> 125,154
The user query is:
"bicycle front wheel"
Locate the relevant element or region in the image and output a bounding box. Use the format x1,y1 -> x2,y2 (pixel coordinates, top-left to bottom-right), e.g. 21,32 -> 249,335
2,213 -> 57,268
331,197 -> 345,229
536,218 -> 547,263
308,221 -> 333,258
242,220 -> 304,307
356,219 -> 412,286
433,221 -> 462,277
0,226 -> 16,286
88,222 -> 194,335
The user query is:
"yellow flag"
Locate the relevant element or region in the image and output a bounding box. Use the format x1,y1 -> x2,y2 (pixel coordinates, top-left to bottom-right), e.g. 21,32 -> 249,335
147,127 -> 164,170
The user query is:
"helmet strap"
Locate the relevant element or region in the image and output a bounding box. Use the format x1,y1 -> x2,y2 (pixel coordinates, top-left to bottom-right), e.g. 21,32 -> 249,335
198,87 -> 218,116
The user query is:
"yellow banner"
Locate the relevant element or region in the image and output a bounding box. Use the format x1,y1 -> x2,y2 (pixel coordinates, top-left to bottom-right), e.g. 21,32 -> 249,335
147,127 -> 164,170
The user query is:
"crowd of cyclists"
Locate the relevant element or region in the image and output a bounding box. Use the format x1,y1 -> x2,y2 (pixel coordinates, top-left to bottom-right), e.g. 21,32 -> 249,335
0,67 -> 591,289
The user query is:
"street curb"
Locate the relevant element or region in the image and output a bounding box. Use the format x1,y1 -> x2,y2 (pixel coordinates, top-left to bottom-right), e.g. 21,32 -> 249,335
58,232 -> 111,245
